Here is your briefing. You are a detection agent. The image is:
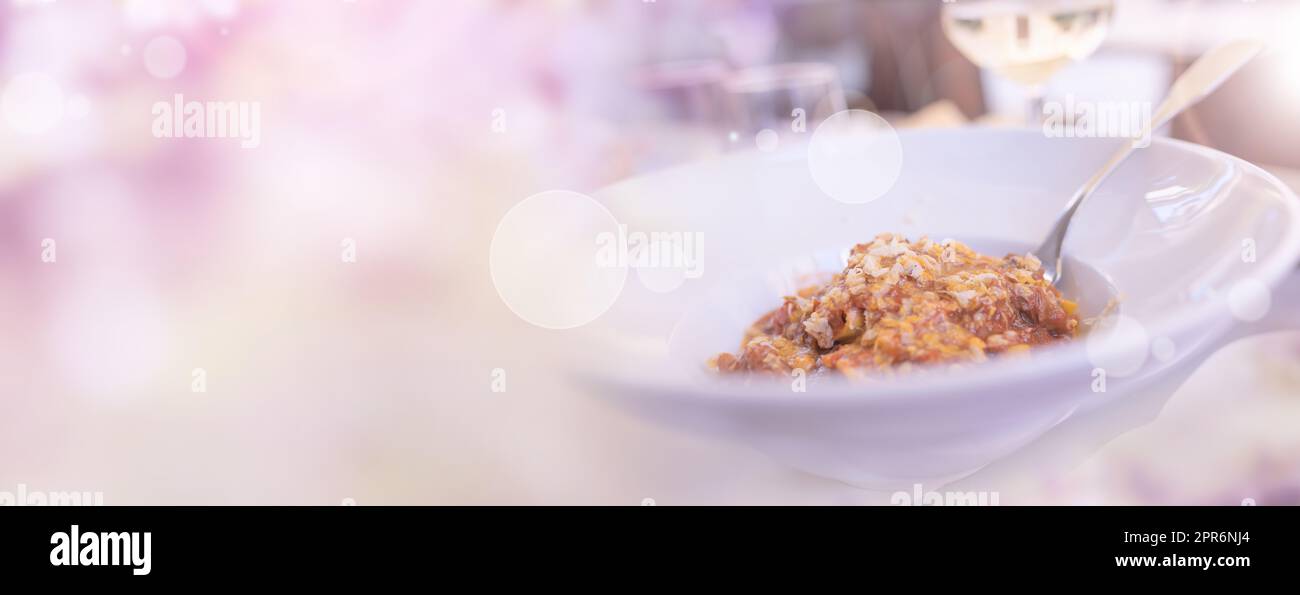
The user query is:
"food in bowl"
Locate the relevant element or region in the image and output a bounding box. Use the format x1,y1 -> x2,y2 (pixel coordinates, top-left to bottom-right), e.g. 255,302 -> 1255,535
711,234 -> 1080,378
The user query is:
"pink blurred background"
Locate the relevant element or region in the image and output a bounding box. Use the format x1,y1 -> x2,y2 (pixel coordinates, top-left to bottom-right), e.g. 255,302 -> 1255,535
1,0 -> 1298,505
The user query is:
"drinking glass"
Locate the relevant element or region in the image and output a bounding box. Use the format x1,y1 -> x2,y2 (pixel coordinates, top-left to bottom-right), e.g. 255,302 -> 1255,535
722,62 -> 847,151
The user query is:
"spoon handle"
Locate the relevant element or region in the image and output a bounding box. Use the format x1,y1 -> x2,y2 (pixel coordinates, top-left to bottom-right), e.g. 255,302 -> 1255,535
1152,39 -> 1266,130
1034,39 -> 1266,286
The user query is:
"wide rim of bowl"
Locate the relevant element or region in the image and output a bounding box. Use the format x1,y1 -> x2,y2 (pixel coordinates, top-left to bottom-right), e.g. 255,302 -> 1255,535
582,128 -> 1300,408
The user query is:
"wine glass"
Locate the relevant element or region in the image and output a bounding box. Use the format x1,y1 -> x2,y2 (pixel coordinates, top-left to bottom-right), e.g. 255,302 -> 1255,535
941,0 -> 1115,125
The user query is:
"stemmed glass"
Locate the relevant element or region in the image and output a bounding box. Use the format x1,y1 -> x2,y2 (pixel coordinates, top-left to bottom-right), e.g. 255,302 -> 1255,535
941,0 -> 1116,125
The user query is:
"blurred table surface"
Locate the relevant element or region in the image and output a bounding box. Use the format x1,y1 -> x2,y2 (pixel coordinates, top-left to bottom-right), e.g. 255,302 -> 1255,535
5,125 -> 1296,507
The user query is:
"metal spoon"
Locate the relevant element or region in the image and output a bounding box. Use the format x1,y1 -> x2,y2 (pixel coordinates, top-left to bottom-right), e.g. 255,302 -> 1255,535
1033,39 -> 1266,286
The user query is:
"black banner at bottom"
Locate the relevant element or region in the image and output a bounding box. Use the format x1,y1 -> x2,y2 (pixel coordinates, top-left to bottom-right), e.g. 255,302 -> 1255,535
0,505 -> 1288,581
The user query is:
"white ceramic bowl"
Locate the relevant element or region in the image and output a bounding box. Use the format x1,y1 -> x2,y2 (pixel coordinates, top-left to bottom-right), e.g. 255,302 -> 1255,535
574,128 -> 1300,488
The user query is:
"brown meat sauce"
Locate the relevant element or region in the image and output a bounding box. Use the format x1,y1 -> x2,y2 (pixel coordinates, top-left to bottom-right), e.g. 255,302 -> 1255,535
711,234 -> 1079,379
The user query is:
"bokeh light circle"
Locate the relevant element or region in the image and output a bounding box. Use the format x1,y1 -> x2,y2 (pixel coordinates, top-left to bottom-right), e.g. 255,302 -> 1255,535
1085,314 -> 1150,378
2,73 -> 65,135
807,109 -> 903,204
489,191 -> 627,330
1227,278 -> 1270,322
143,36 -> 187,79
755,128 -> 779,152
